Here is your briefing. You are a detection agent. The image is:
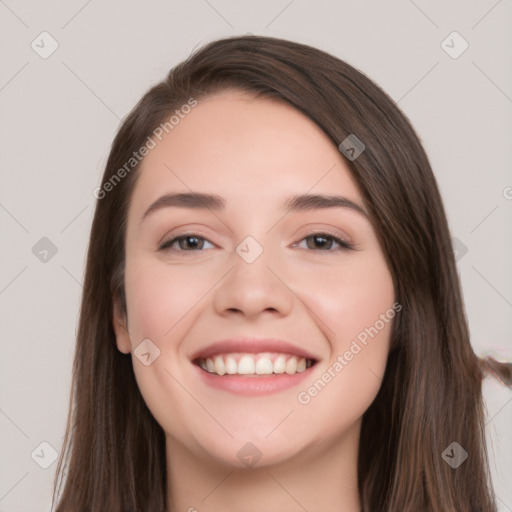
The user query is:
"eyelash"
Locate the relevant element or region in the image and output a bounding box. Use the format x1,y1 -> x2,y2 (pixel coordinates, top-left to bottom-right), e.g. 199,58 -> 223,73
157,232 -> 355,253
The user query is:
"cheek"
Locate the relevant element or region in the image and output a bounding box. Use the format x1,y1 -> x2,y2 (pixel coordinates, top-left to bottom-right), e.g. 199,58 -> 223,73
290,253 -> 395,428
298,252 -> 395,344
123,259 -> 208,344
123,260 -> 210,441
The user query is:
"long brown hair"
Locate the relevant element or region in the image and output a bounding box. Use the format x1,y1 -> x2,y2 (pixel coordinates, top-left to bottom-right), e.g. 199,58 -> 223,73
52,35 -> 509,511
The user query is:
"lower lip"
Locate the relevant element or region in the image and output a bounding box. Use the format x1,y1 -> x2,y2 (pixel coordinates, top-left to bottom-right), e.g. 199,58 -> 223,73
193,363 -> 314,395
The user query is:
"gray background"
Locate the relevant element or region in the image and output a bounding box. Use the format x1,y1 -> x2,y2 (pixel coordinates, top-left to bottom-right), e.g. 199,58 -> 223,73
0,1 -> 511,510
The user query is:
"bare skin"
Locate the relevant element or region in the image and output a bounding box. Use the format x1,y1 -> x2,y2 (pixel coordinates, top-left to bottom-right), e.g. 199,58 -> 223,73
113,90 -> 396,512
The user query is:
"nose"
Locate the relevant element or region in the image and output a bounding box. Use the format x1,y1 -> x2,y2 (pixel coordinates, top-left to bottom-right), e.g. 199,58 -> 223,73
212,243 -> 294,320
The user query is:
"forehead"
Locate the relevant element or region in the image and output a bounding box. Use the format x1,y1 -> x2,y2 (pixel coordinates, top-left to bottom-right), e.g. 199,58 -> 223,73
130,91 -> 362,215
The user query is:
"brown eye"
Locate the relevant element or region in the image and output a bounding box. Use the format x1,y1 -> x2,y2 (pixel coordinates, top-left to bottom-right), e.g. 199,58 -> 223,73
297,233 -> 353,251
158,234 -> 214,251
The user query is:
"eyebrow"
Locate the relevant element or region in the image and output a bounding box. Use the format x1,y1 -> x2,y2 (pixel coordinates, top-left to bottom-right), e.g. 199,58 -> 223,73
139,192 -> 369,223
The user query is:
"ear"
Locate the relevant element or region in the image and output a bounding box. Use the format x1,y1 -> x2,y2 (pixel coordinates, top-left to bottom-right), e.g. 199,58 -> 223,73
112,292 -> 132,354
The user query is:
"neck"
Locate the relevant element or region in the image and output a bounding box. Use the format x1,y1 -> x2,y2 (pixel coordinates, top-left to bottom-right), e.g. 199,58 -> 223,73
165,422 -> 362,512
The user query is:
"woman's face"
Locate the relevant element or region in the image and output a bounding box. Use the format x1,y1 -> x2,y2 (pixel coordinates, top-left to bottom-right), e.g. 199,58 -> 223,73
113,90 -> 396,468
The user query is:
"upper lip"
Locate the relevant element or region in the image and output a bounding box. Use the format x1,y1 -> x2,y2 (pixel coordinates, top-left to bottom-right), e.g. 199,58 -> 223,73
190,338 -> 319,362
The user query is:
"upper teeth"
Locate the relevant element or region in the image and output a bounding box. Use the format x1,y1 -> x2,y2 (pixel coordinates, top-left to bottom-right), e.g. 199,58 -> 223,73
198,352 -> 313,376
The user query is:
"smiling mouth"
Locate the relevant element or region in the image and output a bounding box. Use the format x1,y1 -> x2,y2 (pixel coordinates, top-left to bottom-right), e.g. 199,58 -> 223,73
193,352 -> 317,376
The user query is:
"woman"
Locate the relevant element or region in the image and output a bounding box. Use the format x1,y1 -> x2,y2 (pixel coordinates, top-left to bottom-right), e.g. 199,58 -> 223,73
52,35 -> 510,511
